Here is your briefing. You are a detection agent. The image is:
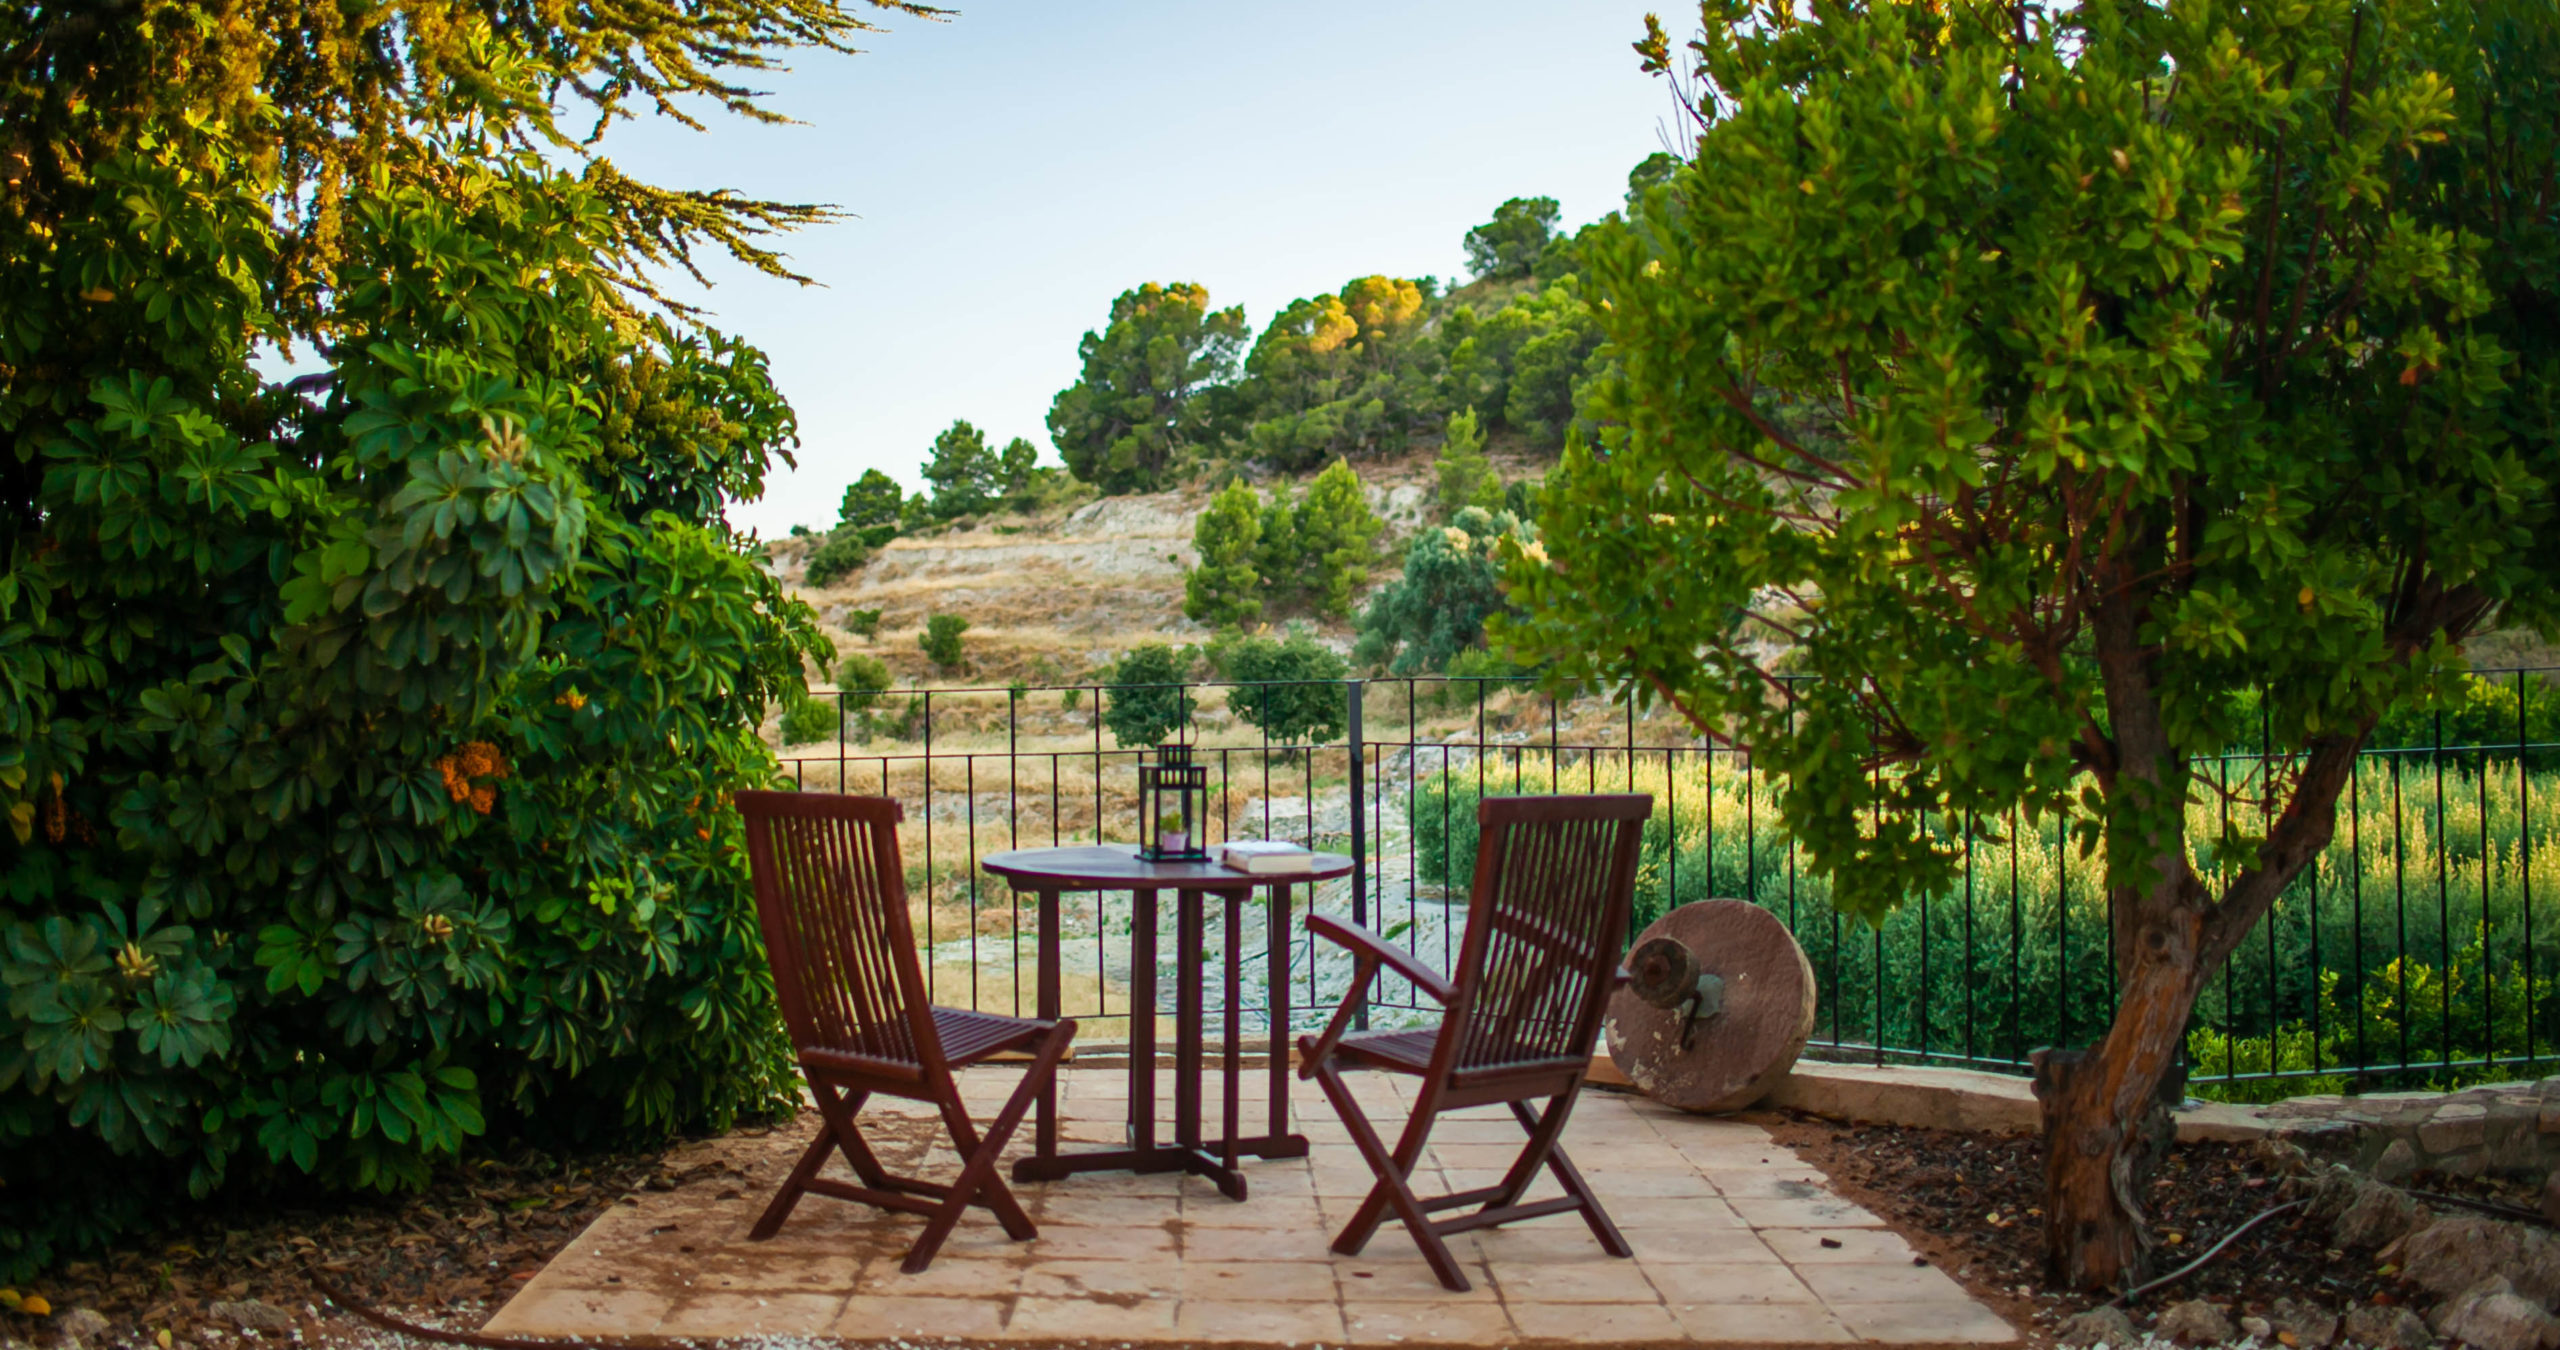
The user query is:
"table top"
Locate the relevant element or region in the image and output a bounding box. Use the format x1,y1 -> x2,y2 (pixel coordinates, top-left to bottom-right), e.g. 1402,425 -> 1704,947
981,844 -> 1353,889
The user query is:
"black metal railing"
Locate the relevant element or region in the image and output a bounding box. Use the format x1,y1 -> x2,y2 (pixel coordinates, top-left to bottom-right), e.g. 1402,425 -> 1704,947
780,669 -> 2560,1099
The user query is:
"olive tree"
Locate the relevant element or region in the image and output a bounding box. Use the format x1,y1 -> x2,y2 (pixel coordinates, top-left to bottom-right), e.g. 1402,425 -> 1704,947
1506,0 -> 2559,1289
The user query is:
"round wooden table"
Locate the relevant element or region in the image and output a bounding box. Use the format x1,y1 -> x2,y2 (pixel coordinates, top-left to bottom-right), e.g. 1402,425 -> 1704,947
981,844 -> 1354,1200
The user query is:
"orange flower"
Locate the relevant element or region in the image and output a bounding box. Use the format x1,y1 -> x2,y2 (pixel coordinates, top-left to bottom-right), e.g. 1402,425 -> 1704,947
434,741 -> 511,814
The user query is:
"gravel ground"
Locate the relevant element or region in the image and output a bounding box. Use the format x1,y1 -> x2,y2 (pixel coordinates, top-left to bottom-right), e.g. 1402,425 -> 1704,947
0,1131 -> 745,1350
1772,1113 -> 2544,1343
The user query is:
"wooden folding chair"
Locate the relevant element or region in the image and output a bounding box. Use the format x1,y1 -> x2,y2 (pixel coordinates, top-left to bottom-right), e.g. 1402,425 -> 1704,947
736,790 -> 1076,1273
1298,793 -> 1650,1291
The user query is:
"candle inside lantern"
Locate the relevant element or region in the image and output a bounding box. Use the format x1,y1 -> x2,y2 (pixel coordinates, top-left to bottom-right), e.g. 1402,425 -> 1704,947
1138,741 -> 1208,861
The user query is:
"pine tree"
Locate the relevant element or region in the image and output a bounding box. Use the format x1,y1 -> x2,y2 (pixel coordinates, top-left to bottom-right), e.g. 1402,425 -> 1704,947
1291,460 -> 1385,619
1183,480 -> 1265,628
922,420 -> 998,518
1434,408 -> 1501,520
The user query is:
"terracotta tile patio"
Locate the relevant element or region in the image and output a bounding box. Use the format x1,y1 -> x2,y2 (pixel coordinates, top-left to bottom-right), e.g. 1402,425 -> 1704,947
486,1066 -> 2016,1346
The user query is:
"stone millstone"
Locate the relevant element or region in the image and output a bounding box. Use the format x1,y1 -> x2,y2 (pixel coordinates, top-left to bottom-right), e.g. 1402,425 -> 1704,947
1603,899 -> 1816,1113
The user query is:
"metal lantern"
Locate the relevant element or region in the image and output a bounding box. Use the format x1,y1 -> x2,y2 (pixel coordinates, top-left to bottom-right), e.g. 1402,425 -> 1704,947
1137,742 -> 1209,862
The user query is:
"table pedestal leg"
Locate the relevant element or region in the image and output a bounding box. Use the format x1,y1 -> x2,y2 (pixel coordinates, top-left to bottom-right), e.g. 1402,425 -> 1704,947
1268,882 -> 1295,1146
1126,886 -> 1156,1157
1037,887 -> 1060,1162
1008,874 -> 1312,1190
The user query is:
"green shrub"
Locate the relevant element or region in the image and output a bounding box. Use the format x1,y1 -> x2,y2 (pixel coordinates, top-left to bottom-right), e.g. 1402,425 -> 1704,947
1355,507 -> 1525,673
0,5 -> 833,1278
1214,629 -> 1350,748
800,527 -> 873,588
845,607 -> 883,640
1430,648 -> 1529,710
1103,644 -> 1194,748
779,696 -> 842,746
835,653 -> 895,712
919,614 -> 970,670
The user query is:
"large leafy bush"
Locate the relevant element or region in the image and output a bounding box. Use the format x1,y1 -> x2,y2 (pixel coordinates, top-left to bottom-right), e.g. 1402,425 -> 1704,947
0,1 -> 876,1278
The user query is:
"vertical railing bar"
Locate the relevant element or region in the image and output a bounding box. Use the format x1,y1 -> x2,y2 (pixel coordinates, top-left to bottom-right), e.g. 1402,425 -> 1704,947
923,689 -> 935,1001
2008,805 -> 2023,1065
2352,761 -> 2368,1079
2394,752 -> 2409,1073
2220,747 -> 2234,1083
967,751 -> 980,1011
2467,717 -> 2488,1065
2524,670 -> 2538,1066
2436,708 -> 2452,1071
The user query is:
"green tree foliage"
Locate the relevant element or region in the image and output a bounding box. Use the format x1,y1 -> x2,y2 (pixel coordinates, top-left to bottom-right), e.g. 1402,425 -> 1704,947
834,653 -> 895,715
1279,460 -> 1385,619
1214,630 -> 1350,748
1438,282 -> 1605,451
802,466 -> 906,587
801,530 -> 873,588
1235,277 -> 1437,469
779,696 -> 841,746
1199,462 -> 1383,621
845,607 -> 884,641
838,468 -> 908,543
1102,644 -> 1194,749
1507,0 -> 2560,1288
1434,408 -> 1501,520
918,614 -> 970,671
1048,283 -> 1247,493
1463,196 -> 1561,281
1357,508 -> 1529,674
921,420 -> 999,519
1184,481 -> 1265,628
997,437 -> 1039,504
0,0 -> 890,1279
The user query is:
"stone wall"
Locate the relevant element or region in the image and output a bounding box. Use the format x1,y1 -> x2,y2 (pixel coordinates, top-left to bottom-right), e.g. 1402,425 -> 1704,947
1759,1061 -> 2558,1182
2255,1082 -> 2557,1181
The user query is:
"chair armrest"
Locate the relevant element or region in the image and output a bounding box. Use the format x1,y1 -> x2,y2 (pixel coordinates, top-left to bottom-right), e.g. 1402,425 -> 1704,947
1296,914 -> 1455,1079
1306,914 -> 1454,1004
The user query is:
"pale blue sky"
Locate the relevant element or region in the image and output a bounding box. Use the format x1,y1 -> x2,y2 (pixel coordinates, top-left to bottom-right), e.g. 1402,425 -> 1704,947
604,1 -> 1677,535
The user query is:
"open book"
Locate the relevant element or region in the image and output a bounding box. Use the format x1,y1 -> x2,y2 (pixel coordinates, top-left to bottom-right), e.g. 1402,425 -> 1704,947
1217,840 -> 1313,874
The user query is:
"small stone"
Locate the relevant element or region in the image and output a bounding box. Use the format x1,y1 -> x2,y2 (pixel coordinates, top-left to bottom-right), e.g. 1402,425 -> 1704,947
2246,1316 -> 2278,1339
2331,1176 -> 2432,1249
2059,1306 -> 2138,1348
2271,1297 -> 2342,1348
2157,1300 -> 2238,1346
2342,1305 -> 2434,1350
206,1303 -> 290,1335
44,1309 -> 111,1350
2432,1276 -> 2560,1350
2373,1138 -> 2422,1184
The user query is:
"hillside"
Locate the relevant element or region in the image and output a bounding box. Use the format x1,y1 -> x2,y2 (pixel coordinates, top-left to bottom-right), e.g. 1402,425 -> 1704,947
762,448 -> 1491,690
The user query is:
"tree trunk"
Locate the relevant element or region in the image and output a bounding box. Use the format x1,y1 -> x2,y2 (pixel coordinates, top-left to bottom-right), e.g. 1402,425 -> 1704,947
2032,894 -> 2207,1291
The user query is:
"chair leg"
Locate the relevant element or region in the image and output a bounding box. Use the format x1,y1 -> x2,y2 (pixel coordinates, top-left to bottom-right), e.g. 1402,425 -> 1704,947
752,1083 -> 882,1242
1311,1059 -> 1472,1292
749,1127 -> 828,1241
1506,1096 -> 1631,1258
902,1021 -> 1076,1274
814,1083 -> 895,1189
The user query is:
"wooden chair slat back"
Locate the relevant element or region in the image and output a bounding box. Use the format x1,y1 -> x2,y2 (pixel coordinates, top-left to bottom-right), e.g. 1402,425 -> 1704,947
738,791 -> 938,1069
1444,794 -> 1650,1074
